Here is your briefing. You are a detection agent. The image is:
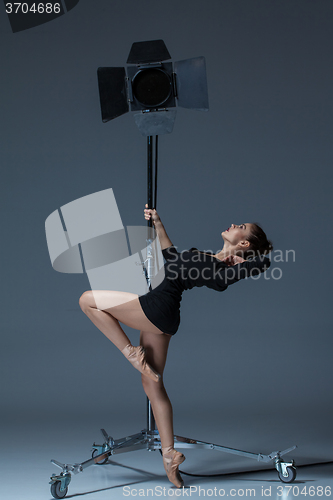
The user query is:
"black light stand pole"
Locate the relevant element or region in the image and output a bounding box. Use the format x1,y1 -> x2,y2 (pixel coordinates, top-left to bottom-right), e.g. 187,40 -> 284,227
154,136 -> 158,210
146,134 -> 158,435
147,136 -> 153,213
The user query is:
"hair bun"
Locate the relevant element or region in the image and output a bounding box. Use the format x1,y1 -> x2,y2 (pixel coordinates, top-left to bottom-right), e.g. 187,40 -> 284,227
247,224 -> 273,257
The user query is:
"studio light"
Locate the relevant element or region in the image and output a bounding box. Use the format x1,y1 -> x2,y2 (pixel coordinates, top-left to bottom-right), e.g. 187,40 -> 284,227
97,39 -> 209,135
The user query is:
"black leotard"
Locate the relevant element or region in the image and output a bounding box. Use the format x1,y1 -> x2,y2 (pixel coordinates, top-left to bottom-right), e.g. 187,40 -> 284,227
138,246 -> 270,335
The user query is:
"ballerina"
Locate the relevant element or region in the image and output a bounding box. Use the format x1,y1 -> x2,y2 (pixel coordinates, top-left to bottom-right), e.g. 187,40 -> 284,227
79,204 -> 272,487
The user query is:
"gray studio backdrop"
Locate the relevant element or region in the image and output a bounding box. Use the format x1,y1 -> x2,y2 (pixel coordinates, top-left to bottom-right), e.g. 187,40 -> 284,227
1,0 -> 333,474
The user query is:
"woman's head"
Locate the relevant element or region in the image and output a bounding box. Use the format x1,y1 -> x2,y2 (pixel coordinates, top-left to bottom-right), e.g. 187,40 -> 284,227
222,223 -> 273,258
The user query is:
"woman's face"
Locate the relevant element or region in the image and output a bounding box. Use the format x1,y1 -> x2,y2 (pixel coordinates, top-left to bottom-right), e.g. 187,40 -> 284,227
222,223 -> 253,247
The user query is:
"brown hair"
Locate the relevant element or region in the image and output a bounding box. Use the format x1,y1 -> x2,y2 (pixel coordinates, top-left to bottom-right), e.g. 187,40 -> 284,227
244,223 -> 273,258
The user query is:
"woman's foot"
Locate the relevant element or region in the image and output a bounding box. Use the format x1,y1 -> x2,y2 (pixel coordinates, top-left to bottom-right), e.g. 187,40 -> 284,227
162,448 -> 185,488
121,344 -> 161,382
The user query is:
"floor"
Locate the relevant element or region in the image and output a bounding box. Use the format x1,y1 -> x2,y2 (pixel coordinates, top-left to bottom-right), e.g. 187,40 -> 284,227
2,413 -> 332,500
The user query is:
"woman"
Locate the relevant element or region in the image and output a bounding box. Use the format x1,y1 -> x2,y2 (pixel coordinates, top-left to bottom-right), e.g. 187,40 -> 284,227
79,205 -> 273,488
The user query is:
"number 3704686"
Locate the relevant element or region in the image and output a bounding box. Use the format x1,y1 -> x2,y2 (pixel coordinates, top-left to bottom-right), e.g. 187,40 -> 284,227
5,3 -> 61,14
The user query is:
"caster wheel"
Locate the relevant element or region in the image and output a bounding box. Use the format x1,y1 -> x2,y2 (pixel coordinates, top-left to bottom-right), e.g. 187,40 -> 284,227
51,481 -> 68,499
92,448 -> 108,465
278,466 -> 297,483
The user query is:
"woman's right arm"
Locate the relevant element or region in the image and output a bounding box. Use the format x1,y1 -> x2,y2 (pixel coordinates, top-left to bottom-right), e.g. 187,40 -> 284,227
144,204 -> 173,250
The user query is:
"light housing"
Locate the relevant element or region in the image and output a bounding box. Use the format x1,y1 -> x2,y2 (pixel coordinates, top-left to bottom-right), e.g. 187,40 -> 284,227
97,39 -> 209,135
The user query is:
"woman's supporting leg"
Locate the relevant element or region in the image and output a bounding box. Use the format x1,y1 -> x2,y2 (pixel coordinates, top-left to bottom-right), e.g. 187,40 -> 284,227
140,330 -> 174,448
140,330 -> 185,488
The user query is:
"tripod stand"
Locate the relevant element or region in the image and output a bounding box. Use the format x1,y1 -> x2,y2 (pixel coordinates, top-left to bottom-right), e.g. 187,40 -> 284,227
49,135 -> 297,499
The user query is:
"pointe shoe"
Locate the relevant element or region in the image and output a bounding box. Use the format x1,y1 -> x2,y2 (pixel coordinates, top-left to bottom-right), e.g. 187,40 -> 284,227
162,450 -> 185,488
121,344 -> 161,382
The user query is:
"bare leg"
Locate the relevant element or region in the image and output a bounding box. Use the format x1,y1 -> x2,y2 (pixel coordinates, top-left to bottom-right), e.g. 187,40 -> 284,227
79,290 -> 175,446
140,330 -> 174,448
79,290 -> 183,486
140,331 -> 185,488
79,290 -> 164,350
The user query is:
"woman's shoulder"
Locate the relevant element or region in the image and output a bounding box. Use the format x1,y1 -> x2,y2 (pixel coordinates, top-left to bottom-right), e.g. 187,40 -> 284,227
188,247 -> 214,255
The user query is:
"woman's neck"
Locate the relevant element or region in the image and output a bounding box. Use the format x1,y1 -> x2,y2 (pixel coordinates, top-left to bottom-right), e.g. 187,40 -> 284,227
214,244 -> 236,261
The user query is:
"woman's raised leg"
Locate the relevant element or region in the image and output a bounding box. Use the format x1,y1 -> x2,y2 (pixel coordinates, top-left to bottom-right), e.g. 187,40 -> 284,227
79,290 -> 166,381
79,290 -> 164,346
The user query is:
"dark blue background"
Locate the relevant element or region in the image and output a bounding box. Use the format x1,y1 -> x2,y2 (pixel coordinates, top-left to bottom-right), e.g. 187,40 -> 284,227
1,0 -> 332,484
